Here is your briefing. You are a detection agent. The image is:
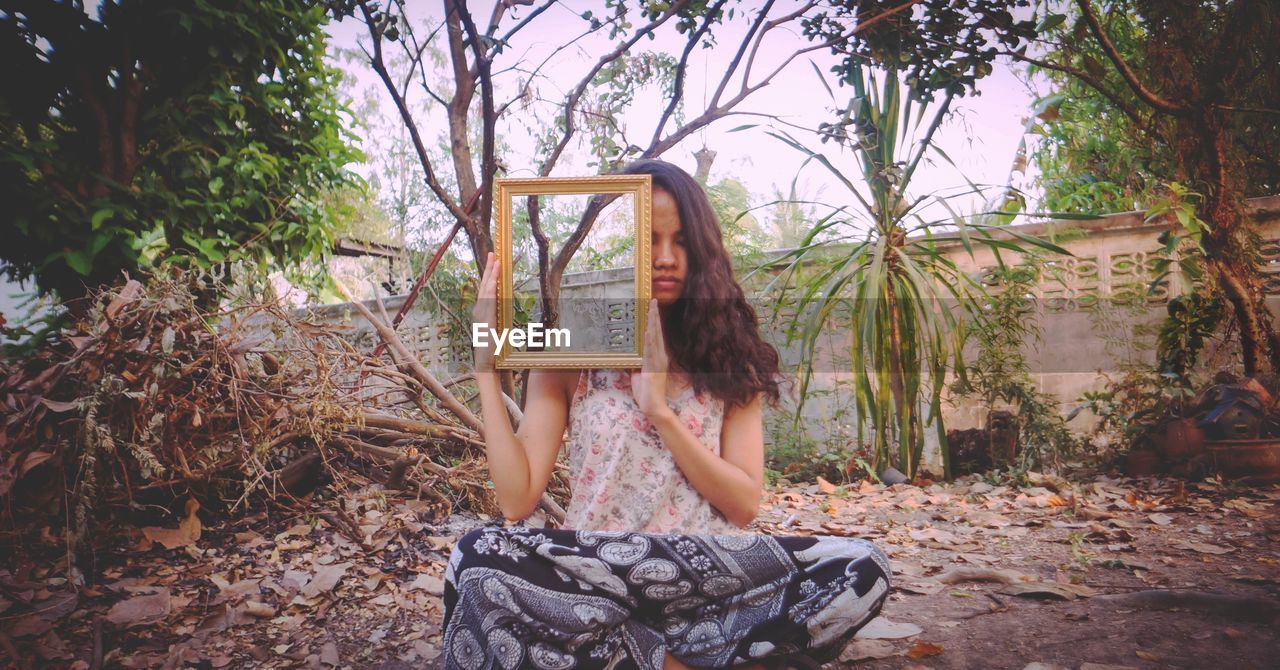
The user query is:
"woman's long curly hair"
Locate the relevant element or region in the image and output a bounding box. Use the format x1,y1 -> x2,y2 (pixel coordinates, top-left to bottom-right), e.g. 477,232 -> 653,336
619,159 -> 783,412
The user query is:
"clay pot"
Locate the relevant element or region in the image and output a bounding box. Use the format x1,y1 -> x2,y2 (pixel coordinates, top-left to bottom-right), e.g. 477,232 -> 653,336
1207,439 -> 1280,484
1125,449 -> 1161,477
1162,418 -> 1206,461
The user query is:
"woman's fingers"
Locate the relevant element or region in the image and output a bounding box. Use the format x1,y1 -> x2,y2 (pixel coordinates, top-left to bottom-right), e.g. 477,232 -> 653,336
472,252 -> 500,327
645,300 -> 657,370
482,252 -> 496,297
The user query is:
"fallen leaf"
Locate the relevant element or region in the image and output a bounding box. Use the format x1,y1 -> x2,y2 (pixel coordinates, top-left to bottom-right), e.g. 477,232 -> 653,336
839,638 -> 896,662
321,641 -> 341,667
1175,541 -> 1235,555
302,562 -> 351,598
1135,650 -> 1159,661
1147,513 -> 1173,526
105,279 -> 144,319
1223,627 -> 1247,640
7,614 -> 56,638
816,476 -> 837,494
140,498 -> 202,550
936,567 -> 1029,585
38,398 -> 79,413
106,587 -> 171,628
409,574 -> 445,596
424,536 -> 454,551
855,616 -> 922,640
241,601 -> 275,618
905,641 -> 945,660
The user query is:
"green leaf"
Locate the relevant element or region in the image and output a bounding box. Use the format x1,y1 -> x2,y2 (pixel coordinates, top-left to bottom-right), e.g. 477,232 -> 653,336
64,250 -> 93,276
91,208 -> 114,231
1038,13 -> 1067,32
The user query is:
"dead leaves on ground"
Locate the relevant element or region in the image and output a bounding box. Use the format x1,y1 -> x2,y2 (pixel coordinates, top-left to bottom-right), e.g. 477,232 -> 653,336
2,484 -> 456,668
4,472 -> 1277,668
757,471 -> 1278,667
139,497 -> 203,551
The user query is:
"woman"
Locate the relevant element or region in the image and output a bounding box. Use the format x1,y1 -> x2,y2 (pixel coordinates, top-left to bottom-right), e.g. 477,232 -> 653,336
444,160 -> 892,669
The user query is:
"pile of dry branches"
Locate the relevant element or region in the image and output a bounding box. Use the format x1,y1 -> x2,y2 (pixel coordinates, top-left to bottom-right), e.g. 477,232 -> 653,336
0,276 -> 565,567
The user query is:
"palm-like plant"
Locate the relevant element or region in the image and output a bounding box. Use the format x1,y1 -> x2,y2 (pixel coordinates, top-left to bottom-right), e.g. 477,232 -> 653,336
746,64 -> 1067,481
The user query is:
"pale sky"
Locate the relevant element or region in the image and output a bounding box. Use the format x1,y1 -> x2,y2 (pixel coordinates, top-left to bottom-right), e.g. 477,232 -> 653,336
325,1 -> 1048,259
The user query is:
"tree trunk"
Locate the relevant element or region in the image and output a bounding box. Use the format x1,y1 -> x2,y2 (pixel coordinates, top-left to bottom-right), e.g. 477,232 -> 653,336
1192,112 -> 1279,376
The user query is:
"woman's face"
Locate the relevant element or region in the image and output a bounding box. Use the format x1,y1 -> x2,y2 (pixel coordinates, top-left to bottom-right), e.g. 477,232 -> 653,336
651,187 -> 687,307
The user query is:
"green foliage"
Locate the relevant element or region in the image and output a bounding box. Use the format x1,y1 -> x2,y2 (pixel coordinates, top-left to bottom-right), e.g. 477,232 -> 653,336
0,1 -> 362,302
1024,7 -> 1167,214
803,0 -> 1038,103
584,52 -> 680,171
763,381 -> 862,485
1157,292 -> 1224,389
753,61 -> 1069,481
1069,367 -> 1193,455
1026,1 -> 1280,215
952,264 -> 1040,410
706,177 -> 769,263
950,261 -> 1080,471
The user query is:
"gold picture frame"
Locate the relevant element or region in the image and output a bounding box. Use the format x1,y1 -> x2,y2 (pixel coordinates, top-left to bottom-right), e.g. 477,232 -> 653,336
493,175 -> 652,369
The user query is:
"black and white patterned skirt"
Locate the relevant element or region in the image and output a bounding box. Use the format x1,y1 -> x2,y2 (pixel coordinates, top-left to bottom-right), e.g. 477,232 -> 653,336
441,527 -> 893,669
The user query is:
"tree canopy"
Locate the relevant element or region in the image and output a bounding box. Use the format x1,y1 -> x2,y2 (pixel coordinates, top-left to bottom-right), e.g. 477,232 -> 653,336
0,0 -> 362,303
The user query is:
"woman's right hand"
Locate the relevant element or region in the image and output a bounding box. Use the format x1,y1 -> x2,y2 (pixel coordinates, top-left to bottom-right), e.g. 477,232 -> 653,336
471,251 -> 499,373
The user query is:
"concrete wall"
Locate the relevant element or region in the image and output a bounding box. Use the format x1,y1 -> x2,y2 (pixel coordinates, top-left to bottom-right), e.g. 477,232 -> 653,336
312,196 -> 1280,474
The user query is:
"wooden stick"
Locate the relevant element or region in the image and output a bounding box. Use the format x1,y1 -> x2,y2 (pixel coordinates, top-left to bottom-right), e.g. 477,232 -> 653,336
359,412 -> 459,437
334,279 -> 484,434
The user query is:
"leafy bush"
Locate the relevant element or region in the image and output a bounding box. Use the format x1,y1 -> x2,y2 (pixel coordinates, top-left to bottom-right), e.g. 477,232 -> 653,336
1,2 -> 362,303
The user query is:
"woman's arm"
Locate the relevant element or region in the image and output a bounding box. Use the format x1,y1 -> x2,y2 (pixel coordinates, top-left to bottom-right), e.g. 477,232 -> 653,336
649,393 -> 764,528
476,369 -> 572,522
471,251 -> 569,522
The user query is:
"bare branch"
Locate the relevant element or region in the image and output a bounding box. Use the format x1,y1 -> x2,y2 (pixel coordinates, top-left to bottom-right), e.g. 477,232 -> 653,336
1076,0 -> 1186,114
538,0 -> 691,177
455,0 -> 499,240
392,7 -> 448,107
1214,104 -> 1280,116
356,1 -> 471,224
444,0 -> 480,202
334,278 -> 484,434
1006,51 -> 1149,131
743,1 -> 918,100
741,1 -> 817,96
494,26 -> 598,118
709,0 -> 779,110
649,0 -> 731,149
494,0 -> 557,53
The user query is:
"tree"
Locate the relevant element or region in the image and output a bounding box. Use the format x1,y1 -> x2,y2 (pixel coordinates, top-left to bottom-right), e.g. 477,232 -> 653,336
0,1 -> 361,307
753,0 -> 1050,480
767,182 -> 823,250
706,176 -> 769,260
1014,0 -> 1280,375
325,0 -> 881,335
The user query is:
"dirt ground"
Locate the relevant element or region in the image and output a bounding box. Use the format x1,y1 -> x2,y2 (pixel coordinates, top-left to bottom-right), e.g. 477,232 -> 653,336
3,471 -> 1278,670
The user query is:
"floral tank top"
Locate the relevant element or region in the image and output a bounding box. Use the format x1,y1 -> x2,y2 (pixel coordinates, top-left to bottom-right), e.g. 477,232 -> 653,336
563,368 -> 742,535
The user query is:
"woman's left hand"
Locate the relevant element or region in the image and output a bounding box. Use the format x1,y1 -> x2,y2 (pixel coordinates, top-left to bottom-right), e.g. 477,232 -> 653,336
631,299 -> 672,419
